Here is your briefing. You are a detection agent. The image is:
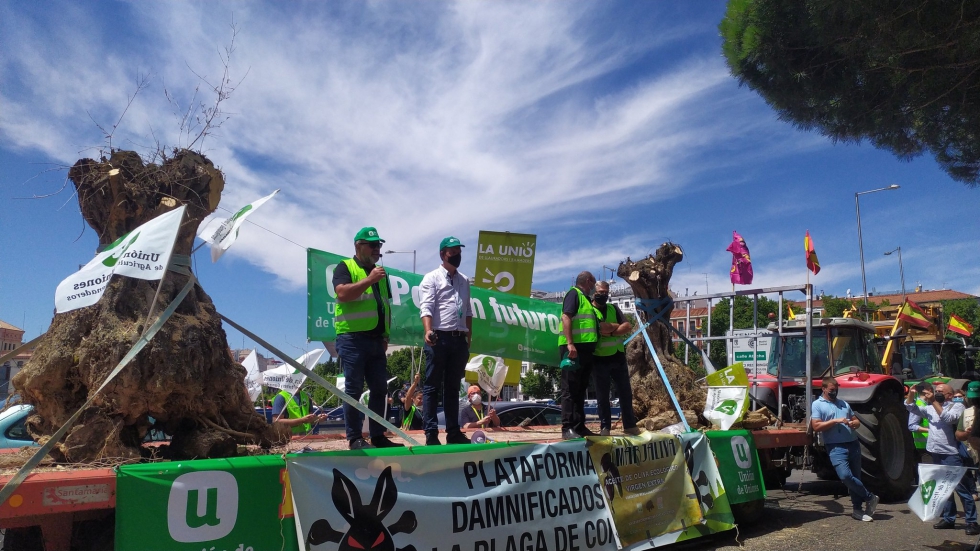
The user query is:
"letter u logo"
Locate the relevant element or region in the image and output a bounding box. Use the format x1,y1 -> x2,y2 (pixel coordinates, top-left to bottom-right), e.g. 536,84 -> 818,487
167,471 -> 239,543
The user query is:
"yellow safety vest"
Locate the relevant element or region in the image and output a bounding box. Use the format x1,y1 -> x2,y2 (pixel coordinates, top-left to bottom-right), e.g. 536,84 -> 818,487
557,287 -> 599,346
594,302 -> 625,357
278,390 -> 311,434
334,258 -> 390,337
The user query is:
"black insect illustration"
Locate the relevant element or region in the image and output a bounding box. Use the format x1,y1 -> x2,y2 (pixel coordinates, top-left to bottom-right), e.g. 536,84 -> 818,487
306,466 -> 418,551
684,440 -> 713,513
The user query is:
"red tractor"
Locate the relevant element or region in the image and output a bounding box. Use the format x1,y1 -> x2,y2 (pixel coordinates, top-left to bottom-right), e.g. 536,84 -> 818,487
749,316 -> 916,500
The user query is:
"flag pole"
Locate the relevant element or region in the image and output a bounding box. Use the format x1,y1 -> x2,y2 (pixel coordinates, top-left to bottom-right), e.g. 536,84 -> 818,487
141,208 -> 186,333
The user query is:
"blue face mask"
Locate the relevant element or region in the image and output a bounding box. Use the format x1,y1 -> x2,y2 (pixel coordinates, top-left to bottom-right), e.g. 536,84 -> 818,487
953,397 -> 965,403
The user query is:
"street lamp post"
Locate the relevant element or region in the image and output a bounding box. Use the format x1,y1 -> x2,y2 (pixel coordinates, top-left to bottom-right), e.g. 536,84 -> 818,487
384,249 -> 416,273
855,184 -> 900,318
884,247 -> 906,302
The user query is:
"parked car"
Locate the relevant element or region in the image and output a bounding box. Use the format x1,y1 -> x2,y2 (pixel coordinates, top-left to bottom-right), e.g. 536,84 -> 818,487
0,404 -> 38,449
437,401 -> 561,428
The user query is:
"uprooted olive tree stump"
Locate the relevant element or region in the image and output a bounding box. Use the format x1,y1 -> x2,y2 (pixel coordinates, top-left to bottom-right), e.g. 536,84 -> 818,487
13,150 -> 288,462
617,242 -> 707,431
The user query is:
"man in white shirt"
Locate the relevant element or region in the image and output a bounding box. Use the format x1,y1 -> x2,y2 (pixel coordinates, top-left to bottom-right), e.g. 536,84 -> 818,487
418,236 -> 473,446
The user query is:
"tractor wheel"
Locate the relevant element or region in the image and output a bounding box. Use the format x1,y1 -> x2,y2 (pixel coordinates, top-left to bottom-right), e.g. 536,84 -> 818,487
852,393 -> 916,501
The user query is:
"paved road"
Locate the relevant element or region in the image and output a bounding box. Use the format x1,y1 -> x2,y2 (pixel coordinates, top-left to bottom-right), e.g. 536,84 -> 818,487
675,471 -> 980,550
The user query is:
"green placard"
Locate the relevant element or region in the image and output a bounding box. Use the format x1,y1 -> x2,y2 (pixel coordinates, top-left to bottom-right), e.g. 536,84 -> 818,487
473,231 -> 537,385
705,430 -> 766,504
308,248 -> 562,366
116,455 -> 299,551
734,351 -> 766,361
473,231 -> 536,295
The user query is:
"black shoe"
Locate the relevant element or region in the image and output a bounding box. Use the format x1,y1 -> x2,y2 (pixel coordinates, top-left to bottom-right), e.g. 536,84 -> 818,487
562,428 -> 582,440
934,519 -> 955,529
446,432 -> 472,445
349,438 -> 374,450
370,435 -> 405,448
425,433 -> 441,446
966,523 -> 980,536
577,427 -> 597,437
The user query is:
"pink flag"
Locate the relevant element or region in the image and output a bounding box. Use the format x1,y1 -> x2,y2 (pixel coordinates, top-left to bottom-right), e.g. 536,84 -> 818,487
727,230 -> 753,285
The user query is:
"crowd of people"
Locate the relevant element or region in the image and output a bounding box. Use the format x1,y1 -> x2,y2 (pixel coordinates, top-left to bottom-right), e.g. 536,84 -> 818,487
271,228 -> 646,450
812,374 -> 980,531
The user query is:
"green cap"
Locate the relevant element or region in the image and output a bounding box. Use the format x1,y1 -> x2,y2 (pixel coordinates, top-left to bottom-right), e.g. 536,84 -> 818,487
354,227 -> 385,243
968,381 -> 980,399
559,353 -> 579,371
439,236 -> 465,251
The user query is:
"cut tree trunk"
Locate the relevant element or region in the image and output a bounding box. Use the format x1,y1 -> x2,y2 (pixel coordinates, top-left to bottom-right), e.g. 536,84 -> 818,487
12,150 -> 287,462
617,242 -> 707,431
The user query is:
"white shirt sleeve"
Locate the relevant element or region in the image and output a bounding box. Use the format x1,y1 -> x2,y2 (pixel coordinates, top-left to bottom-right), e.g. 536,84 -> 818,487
418,273 -> 436,319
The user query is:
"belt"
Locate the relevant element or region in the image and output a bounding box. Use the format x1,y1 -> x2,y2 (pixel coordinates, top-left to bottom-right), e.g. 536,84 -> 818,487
435,330 -> 468,337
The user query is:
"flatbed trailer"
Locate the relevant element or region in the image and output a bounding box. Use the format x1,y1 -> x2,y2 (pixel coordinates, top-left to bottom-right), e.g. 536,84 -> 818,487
0,425 -> 812,551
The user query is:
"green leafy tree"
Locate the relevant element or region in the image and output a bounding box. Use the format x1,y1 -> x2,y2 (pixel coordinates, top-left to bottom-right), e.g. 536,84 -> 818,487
302,359 -> 340,407
720,1 -> 980,186
821,295 -> 857,318
521,363 -> 560,400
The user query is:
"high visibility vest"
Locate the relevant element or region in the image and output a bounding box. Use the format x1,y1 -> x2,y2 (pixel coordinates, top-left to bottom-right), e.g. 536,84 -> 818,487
594,302 -> 625,357
278,390 -> 311,434
557,287 -> 598,346
912,397 -> 929,450
334,259 -> 390,337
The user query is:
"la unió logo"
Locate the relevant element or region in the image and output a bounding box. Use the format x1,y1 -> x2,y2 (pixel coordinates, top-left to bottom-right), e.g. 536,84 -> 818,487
102,231 -> 140,267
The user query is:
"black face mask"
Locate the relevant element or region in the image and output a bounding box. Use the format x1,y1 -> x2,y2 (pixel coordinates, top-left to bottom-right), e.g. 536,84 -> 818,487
594,293 -> 609,307
446,253 -> 462,268
934,392 -> 946,404
827,389 -> 838,400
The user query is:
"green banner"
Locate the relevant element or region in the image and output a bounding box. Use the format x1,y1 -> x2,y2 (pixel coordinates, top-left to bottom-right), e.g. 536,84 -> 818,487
116,455 -> 298,551
308,248 -> 563,365
473,231 -> 537,385
705,430 -> 766,504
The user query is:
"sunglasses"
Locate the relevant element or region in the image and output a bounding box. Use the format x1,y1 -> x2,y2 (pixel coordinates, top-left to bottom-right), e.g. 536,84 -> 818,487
358,242 -> 383,249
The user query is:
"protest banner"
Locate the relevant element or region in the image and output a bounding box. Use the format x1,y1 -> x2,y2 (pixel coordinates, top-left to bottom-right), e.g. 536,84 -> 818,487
262,349 -> 325,393
584,432 -> 703,546
115,455 -> 298,551
704,430 -> 766,505
288,442 -> 620,551
308,248 -> 562,365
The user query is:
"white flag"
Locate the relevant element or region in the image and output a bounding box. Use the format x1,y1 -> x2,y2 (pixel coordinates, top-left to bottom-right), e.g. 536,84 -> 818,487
55,206 -> 185,313
703,386 -> 748,431
197,189 -> 279,262
242,350 -> 263,402
465,355 -> 508,397
262,349 -> 325,394
909,463 -> 968,521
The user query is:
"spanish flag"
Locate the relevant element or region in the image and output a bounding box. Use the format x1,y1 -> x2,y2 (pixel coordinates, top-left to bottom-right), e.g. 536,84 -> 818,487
948,314 -> 974,337
805,231 -> 820,275
898,299 -> 931,329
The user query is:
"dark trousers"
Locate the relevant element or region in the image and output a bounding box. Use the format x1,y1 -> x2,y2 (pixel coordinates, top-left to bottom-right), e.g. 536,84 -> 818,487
593,354 -> 637,430
423,332 -> 469,435
934,452 -> 978,525
559,343 -> 596,432
336,333 -> 389,441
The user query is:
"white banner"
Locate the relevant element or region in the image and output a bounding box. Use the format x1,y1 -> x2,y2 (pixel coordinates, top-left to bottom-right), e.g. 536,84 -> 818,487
242,350 -> 263,402
466,355 -> 508,397
262,349 -> 325,393
909,463 -> 968,521
703,386 -> 748,431
55,206 -> 185,313
288,441 -> 620,551
197,189 -> 279,262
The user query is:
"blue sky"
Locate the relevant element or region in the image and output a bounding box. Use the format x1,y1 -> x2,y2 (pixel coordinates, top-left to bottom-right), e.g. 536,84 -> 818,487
1,1 -> 977,357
